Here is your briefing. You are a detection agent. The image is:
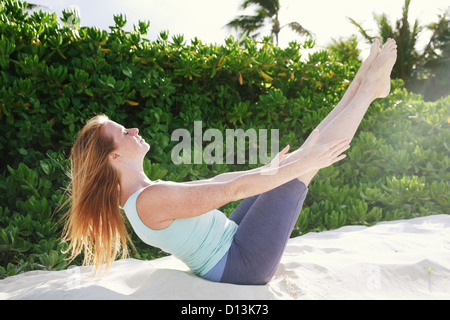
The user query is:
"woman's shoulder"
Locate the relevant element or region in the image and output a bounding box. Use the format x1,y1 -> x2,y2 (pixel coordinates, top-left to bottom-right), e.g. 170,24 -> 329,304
136,180 -> 174,230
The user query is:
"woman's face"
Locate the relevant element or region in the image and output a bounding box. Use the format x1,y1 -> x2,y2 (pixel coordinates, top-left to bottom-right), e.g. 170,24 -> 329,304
102,120 -> 150,163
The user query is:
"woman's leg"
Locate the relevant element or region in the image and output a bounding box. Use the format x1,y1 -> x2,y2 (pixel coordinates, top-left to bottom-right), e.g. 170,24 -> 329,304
221,178 -> 308,285
226,40 -> 384,225
219,40 -> 397,285
312,39 -> 381,135
289,39 -> 397,186
228,195 -> 259,225
228,40 -> 386,219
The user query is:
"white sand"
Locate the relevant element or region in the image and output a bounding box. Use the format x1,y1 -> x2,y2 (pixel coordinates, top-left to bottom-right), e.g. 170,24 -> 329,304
1,214 -> 449,300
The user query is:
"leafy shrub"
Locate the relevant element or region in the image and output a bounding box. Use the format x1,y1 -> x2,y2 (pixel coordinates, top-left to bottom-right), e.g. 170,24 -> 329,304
0,0 -> 448,278
294,88 -> 449,235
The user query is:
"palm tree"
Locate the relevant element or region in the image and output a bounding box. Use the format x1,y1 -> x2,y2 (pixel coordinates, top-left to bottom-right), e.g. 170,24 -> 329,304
348,0 -> 449,100
419,9 -> 449,100
225,0 -> 312,46
348,0 -> 421,83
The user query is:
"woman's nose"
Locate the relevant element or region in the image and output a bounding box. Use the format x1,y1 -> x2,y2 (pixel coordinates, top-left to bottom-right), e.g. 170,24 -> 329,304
132,128 -> 139,136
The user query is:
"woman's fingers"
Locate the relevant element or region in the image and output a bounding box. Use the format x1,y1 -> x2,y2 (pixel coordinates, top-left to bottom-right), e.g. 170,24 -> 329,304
277,145 -> 290,160
277,145 -> 290,163
331,153 -> 347,164
280,144 -> 290,155
295,134 -> 351,171
329,138 -> 350,157
311,138 -> 350,168
269,145 -> 290,167
332,143 -> 350,158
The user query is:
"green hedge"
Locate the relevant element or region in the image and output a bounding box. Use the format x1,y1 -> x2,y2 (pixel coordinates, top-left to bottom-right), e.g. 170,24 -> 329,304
0,0 -> 448,278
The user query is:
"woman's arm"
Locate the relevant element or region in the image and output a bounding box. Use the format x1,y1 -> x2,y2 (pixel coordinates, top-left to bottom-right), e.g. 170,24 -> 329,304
227,132 -> 349,200
138,130 -> 349,229
184,145 -> 291,185
184,164 -> 269,185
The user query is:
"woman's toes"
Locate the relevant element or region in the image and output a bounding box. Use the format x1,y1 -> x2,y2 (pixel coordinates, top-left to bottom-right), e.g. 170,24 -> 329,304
373,38 -> 380,47
371,39 -> 381,53
381,39 -> 397,52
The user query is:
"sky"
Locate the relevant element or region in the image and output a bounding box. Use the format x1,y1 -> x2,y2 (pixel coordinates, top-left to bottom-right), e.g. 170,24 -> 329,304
29,0 -> 449,57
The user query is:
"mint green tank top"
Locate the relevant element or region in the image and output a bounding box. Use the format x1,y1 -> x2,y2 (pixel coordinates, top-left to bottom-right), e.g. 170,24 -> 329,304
123,186 -> 238,276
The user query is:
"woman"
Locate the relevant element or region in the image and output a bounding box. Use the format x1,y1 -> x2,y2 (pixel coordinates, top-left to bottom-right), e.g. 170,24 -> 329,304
62,39 -> 397,285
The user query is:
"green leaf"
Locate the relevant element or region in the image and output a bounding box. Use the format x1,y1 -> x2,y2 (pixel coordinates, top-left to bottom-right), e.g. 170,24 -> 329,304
122,67 -> 133,78
40,160 -> 50,175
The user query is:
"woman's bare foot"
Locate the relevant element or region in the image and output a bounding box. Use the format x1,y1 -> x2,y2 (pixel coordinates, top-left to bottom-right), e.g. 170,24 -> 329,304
355,39 -> 381,83
360,38 -> 397,99
336,39 -> 380,108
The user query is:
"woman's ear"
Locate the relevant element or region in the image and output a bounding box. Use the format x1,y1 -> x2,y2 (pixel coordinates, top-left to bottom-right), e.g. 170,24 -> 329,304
108,152 -> 122,163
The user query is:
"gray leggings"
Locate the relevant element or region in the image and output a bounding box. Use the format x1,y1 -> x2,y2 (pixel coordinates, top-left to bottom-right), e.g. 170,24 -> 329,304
202,179 -> 308,285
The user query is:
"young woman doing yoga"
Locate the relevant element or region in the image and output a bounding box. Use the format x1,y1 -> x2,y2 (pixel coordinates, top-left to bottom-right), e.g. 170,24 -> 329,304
62,39 -> 397,285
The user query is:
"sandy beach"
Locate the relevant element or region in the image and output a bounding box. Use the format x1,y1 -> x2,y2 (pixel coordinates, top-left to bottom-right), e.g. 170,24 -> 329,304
1,214 -> 449,300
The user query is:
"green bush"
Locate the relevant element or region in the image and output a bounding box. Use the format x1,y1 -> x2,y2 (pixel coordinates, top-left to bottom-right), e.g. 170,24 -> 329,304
0,0 -> 448,278
294,88 -> 449,235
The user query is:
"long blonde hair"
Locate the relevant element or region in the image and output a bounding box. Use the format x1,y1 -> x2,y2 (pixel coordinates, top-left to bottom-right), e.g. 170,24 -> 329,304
61,115 -> 133,274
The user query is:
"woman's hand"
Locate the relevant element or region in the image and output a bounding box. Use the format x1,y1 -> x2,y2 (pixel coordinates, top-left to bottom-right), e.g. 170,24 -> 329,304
297,129 -> 350,171
278,129 -> 350,172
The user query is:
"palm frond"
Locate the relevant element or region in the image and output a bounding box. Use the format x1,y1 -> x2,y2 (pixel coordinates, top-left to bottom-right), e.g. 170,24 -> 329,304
284,22 -> 313,37
225,14 -> 267,33
373,13 -> 394,43
423,9 -> 450,59
241,0 -> 280,16
226,0 -> 309,45
347,17 -> 375,42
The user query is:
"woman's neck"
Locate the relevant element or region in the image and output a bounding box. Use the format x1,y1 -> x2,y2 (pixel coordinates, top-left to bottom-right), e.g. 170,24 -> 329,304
118,164 -> 152,206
